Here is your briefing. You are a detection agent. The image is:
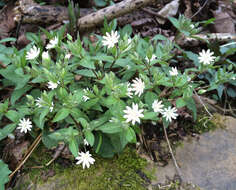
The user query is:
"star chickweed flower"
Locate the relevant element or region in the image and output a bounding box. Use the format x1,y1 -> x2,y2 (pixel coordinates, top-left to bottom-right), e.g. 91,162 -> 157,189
102,30 -> 120,48
162,106 -> 178,123
83,139 -> 89,146
131,78 -> 145,97
145,54 -> 157,62
123,103 -> 144,125
46,36 -> 58,49
198,49 -> 216,65
82,88 -> 90,102
17,118 -> 33,133
152,100 -> 164,114
35,97 -> 43,108
49,102 -> 54,112
42,51 -> 50,60
75,151 -> 95,169
169,67 -> 178,76
26,46 -> 40,60
126,82 -> 133,98
65,53 -> 72,59
47,81 -> 59,90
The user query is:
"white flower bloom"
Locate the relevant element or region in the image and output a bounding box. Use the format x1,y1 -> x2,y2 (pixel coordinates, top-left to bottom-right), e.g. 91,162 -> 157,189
187,76 -> 191,82
145,54 -> 157,62
131,78 -> 145,97
26,46 -> 40,60
46,37 -> 58,49
42,51 -> 50,60
82,95 -> 90,102
65,53 -> 71,59
102,30 -> 120,48
35,97 -> 43,108
49,102 -> 54,112
82,88 -> 90,102
169,67 -> 178,76
126,82 -> 133,98
123,103 -> 144,125
83,139 -> 89,146
190,24 -> 194,29
152,100 -> 164,114
47,81 -> 59,90
198,49 -> 216,65
75,151 -> 95,169
17,118 -> 33,133
162,106 -> 178,123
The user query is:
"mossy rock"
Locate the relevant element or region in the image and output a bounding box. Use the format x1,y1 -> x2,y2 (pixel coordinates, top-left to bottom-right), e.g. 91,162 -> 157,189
14,147 -> 152,190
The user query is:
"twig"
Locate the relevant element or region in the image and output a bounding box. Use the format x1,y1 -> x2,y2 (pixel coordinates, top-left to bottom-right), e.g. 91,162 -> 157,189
193,89 -> 213,118
190,0 -> 209,19
46,143 -> 65,166
9,133 -> 42,179
163,125 -> 184,181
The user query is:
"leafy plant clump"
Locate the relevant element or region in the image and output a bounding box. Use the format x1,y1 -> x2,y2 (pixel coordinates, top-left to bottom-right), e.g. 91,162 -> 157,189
0,15 -> 235,186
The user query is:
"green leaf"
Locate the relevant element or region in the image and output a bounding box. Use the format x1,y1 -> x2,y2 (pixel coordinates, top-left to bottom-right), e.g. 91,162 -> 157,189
92,54 -> 114,63
227,87 -> 236,98
5,110 -> 20,122
48,127 -> 79,142
217,84 -> 225,99
96,123 -> 123,134
176,97 -> 186,108
94,0 -> 107,7
52,108 -> 70,122
143,112 -> 158,120
0,100 -> 8,113
69,137 -> 79,157
39,108 -> 49,129
0,37 -> 16,43
75,69 -> 96,78
185,97 -> 197,121
144,91 -> 158,108
0,160 -> 11,190
84,131 -> 95,146
125,127 -> 136,143
79,57 -> 95,69
11,85 -> 32,105
0,124 -> 17,141
42,130 -> 58,149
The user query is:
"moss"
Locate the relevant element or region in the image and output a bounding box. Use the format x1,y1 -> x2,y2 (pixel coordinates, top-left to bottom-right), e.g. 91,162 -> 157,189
182,113 -> 217,134
20,145 -> 149,190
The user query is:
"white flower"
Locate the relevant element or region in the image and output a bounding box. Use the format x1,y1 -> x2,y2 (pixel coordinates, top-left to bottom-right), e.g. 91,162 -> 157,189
46,37 -> 58,49
75,151 -> 95,169
131,78 -> 145,97
26,46 -> 40,60
65,53 -> 71,59
123,103 -> 144,125
17,118 -> 33,133
82,95 -> 90,102
82,88 -> 90,102
190,24 -> 194,29
47,81 -> 59,90
102,30 -> 120,48
145,54 -> 157,62
169,67 -> 178,76
84,139 -> 89,146
126,82 -> 133,98
198,49 -> 216,65
152,100 -> 164,114
49,102 -> 54,112
42,51 -> 50,60
162,106 -> 178,123
35,97 -> 43,108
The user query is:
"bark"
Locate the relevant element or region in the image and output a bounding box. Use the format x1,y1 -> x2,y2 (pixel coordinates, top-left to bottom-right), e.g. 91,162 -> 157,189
77,0 -> 155,31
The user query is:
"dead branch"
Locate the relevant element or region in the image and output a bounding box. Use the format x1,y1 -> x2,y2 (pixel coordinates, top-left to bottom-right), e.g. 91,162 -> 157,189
78,0 -> 155,31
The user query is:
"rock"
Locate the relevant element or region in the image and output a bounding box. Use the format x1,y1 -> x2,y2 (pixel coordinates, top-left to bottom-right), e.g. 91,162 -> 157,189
149,114 -> 236,190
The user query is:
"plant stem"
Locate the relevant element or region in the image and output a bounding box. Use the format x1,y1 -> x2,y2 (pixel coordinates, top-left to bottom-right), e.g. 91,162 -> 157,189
163,125 -> 184,181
